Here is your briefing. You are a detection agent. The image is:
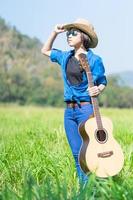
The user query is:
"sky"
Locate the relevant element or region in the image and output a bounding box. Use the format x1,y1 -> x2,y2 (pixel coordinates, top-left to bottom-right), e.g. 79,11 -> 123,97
0,0 -> 132,74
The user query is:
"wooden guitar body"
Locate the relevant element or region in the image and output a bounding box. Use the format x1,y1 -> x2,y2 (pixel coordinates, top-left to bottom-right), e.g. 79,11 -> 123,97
78,116 -> 124,178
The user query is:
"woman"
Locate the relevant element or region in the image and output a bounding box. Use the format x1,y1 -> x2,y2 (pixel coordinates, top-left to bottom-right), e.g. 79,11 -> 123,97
41,18 -> 107,184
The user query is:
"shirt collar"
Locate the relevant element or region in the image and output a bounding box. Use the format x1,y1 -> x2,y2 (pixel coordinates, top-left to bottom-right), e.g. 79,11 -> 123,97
68,48 -> 93,59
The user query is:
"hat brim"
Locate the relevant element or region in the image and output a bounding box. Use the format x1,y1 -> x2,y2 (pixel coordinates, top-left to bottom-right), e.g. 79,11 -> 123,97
63,23 -> 98,48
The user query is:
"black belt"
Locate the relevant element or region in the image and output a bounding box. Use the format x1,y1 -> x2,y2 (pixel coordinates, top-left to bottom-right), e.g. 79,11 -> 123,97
66,101 -> 91,108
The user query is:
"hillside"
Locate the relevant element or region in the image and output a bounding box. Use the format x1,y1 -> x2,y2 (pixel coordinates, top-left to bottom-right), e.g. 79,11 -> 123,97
116,71 -> 133,87
108,71 -> 133,88
0,16 -> 133,107
0,17 -> 63,106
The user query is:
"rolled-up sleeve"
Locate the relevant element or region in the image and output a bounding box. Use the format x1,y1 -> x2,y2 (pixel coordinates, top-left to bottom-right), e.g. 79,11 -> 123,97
50,48 -> 64,66
94,58 -> 107,86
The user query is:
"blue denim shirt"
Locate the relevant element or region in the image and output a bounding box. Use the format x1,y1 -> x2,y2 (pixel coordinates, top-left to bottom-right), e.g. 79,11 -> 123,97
50,48 -> 107,104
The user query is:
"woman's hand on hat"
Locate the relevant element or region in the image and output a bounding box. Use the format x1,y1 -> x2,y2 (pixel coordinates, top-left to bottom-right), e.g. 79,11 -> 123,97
54,24 -> 66,34
87,86 -> 101,97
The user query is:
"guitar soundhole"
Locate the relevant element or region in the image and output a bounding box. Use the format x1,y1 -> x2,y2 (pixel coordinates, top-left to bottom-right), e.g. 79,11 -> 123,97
96,129 -> 107,143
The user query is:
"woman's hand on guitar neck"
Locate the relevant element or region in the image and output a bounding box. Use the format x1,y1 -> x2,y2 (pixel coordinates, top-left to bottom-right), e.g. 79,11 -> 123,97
87,84 -> 106,97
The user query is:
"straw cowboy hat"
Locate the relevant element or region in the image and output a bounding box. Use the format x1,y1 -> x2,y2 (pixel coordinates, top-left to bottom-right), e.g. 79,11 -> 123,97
63,18 -> 98,48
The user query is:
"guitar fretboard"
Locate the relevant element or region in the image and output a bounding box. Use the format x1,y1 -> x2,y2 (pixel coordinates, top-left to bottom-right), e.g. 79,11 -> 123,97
79,54 -> 103,130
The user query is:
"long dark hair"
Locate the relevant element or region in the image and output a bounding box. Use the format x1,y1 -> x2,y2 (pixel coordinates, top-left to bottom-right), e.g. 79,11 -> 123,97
81,32 -> 91,51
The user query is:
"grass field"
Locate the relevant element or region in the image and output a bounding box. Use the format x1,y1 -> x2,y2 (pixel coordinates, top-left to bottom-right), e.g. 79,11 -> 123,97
0,105 -> 133,200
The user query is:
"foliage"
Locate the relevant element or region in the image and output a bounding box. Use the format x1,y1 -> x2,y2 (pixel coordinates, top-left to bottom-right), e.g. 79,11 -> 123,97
0,16 -> 64,106
0,16 -> 133,108
99,75 -> 133,108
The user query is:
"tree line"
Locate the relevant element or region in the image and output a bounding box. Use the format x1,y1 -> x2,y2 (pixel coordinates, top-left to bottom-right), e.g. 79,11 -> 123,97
0,17 -> 133,108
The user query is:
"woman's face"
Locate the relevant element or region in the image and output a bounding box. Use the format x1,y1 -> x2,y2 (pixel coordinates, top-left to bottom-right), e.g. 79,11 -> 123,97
66,28 -> 83,48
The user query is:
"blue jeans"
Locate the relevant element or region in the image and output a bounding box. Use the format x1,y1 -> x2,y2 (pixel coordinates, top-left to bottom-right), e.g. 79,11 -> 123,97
64,103 -> 94,184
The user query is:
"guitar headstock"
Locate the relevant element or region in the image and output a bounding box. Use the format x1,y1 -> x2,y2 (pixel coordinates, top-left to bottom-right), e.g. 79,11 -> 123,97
78,53 -> 89,72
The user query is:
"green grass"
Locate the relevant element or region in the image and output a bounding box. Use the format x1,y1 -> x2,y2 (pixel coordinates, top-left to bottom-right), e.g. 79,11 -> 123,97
0,105 -> 133,200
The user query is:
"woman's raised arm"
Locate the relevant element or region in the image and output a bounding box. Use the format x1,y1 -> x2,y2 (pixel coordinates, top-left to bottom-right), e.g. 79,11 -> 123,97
41,24 -> 66,57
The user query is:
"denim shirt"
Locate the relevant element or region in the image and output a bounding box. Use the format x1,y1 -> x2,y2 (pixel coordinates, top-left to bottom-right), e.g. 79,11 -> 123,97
50,48 -> 107,105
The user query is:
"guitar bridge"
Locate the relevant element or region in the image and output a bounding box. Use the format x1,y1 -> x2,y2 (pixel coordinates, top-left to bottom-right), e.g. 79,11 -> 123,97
97,151 -> 113,158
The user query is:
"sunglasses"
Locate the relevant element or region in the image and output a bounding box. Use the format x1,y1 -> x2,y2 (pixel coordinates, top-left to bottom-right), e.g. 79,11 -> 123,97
66,29 -> 80,37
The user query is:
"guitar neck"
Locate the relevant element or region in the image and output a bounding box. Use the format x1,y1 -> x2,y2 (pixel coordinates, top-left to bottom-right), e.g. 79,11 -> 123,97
86,71 -> 103,130
78,53 -> 104,130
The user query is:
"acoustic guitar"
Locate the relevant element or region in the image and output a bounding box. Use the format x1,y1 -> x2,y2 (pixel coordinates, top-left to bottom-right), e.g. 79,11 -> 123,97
78,53 -> 124,178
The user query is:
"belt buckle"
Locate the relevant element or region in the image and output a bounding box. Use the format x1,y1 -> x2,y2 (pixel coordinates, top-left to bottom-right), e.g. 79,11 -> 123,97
68,102 -> 76,108
71,102 -> 75,108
